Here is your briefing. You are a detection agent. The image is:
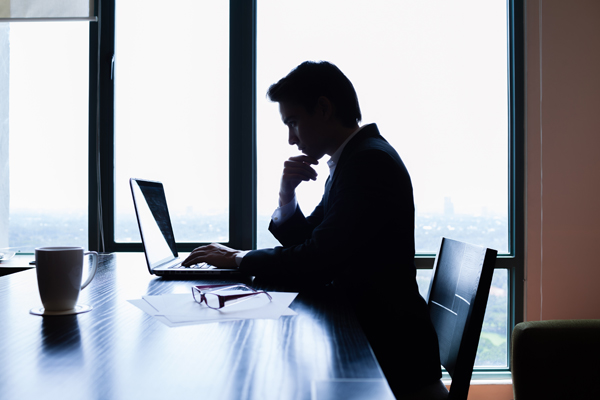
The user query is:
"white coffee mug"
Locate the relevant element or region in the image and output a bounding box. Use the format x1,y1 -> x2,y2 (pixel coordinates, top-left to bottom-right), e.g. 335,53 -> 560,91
35,247 -> 98,312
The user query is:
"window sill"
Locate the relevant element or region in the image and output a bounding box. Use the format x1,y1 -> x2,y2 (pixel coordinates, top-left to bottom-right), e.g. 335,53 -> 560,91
442,370 -> 512,385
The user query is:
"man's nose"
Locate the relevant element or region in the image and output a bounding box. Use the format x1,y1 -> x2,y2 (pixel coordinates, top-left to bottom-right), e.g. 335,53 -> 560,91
288,130 -> 298,145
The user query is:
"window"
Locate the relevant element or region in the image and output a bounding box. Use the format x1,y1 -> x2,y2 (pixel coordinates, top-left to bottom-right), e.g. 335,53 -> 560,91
93,0 -> 254,252
113,0 -> 230,245
255,0 -> 515,371
0,21 -> 89,253
93,0 -> 523,374
256,0 -> 509,254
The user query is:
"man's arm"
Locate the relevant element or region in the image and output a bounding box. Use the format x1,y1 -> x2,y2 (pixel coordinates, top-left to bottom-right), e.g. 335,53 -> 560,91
240,148 -> 414,281
182,154 -> 319,268
269,201 -> 325,247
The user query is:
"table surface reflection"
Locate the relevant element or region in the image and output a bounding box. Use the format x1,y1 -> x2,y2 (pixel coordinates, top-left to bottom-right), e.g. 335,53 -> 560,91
0,253 -> 393,400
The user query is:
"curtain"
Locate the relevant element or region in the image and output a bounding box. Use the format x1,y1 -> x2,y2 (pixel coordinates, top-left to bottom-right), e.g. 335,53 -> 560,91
0,0 -> 95,21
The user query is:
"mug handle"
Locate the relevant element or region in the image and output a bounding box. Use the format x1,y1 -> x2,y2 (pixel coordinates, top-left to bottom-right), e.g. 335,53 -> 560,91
81,251 -> 98,290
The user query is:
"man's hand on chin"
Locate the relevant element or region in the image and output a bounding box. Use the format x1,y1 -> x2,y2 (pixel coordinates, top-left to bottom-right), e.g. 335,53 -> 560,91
182,243 -> 240,268
279,155 -> 319,206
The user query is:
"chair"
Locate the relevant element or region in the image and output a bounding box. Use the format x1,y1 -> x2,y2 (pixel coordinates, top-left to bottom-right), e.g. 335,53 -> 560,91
511,319 -> 600,399
424,237 -> 497,400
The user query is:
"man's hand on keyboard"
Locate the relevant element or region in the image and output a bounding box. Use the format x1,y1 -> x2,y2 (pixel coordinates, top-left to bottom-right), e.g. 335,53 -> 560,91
182,243 -> 240,268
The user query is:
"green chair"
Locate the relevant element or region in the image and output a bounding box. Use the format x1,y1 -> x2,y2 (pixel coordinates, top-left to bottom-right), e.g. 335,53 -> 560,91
511,319 -> 600,399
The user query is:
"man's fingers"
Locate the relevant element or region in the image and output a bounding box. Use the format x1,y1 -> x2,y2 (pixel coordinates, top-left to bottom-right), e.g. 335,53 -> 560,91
182,244 -> 214,266
288,155 -> 319,165
284,173 -> 316,184
278,155 -> 320,206
283,160 -> 318,179
182,252 -> 204,266
283,165 -> 318,180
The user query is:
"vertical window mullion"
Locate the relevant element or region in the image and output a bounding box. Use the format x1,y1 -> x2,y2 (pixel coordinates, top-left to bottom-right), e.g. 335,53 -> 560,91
229,0 -> 257,250
92,0 -> 115,252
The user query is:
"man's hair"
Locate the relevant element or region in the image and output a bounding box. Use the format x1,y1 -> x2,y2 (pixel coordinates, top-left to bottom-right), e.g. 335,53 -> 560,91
267,61 -> 362,128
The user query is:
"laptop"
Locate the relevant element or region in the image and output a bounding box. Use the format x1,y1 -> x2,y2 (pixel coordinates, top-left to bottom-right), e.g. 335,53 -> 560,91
130,178 -> 239,277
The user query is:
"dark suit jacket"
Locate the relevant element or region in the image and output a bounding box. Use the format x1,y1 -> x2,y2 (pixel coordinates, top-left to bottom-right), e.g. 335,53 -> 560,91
241,124 -> 441,394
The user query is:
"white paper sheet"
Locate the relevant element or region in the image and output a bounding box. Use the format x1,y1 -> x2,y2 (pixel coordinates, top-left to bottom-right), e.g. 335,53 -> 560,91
128,291 -> 298,327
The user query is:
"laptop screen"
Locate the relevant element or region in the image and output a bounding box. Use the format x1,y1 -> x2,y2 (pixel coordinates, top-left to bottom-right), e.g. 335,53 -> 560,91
130,179 -> 178,269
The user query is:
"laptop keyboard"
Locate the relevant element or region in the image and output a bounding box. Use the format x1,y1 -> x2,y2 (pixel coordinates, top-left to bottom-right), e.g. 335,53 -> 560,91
169,262 -> 216,270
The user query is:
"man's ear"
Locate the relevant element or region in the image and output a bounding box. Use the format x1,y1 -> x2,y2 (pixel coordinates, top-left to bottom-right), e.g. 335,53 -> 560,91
316,96 -> 333,120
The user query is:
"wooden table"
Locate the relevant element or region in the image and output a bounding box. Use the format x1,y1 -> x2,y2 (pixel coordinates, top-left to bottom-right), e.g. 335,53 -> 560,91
0,253 -> 34,277
0,253 -> 394,400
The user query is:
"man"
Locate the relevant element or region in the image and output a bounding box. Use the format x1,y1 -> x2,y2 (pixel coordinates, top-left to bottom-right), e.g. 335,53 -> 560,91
184,61 -> 443,398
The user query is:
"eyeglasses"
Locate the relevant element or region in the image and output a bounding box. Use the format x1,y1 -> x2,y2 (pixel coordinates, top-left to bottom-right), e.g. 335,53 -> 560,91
191,284 -> 272,310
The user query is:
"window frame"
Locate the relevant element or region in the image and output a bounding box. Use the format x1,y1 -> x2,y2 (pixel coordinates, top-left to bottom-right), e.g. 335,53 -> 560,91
89,0 -> 524,372
89,0 -> 257,253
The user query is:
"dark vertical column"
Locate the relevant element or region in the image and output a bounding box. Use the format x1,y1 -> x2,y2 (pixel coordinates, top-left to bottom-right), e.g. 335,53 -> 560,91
229,0 -> 257,250
509,0 -> 525,342
89,0 -> 115,252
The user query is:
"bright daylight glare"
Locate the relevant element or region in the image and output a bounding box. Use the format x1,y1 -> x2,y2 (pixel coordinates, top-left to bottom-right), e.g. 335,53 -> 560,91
1,0 -> 509,369
257,0 -> 508,255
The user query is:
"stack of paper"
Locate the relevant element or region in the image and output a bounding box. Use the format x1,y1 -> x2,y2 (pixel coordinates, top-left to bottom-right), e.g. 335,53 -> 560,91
128,290 -> 298,327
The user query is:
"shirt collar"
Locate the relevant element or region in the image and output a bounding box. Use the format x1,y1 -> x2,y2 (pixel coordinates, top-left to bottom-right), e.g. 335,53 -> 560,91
327,126 -> 364,177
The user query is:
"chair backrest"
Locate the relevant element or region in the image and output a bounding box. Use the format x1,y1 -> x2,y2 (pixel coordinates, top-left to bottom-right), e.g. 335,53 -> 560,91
512,319 -> 600,400
425,238 -> 497,400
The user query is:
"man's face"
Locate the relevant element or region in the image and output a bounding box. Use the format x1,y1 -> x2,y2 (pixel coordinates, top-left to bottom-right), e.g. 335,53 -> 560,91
278,101 -> 329,160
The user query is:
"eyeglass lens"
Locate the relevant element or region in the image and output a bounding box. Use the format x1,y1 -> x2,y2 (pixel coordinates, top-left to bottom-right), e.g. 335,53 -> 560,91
203,293 -> 222,309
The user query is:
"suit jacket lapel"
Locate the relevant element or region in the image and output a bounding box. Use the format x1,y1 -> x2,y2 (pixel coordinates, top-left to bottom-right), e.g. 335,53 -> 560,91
323,175 -> 333,213
326,124 -> 383,196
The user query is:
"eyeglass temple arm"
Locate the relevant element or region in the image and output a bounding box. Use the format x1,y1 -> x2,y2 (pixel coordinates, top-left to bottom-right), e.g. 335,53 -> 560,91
219,291 -> 273,307
193,284 -> 249,292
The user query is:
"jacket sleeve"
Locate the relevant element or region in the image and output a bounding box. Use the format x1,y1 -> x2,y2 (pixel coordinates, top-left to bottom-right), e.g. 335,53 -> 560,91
239,147 -> 414,285
268,202 -> 324,247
